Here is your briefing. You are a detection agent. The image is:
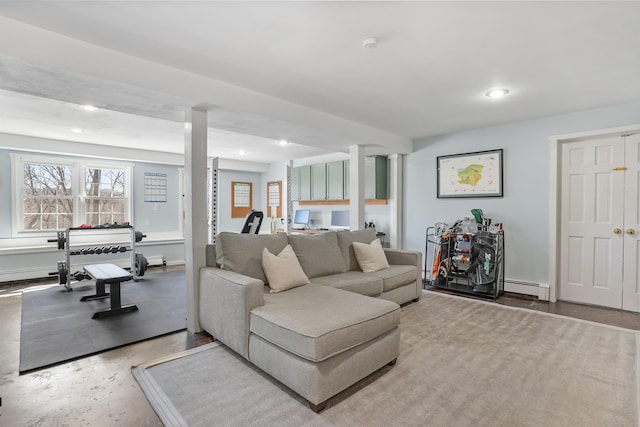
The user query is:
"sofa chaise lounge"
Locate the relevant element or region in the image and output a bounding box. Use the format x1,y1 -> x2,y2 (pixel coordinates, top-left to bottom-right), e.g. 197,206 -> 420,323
199,228 -> 422,411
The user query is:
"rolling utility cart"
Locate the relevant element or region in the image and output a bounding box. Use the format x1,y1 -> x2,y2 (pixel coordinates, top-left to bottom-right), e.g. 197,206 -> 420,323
49,224 -> 149,290
424,225 -> 504,300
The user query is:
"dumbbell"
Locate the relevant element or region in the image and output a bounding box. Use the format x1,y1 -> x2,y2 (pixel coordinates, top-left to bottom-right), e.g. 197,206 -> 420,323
119,246 -> 127,253
135,231 -> 146,242
72,271 -> 90,281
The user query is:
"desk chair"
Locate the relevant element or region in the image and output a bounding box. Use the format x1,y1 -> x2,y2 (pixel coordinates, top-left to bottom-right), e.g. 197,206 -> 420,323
241,210 -> 263,234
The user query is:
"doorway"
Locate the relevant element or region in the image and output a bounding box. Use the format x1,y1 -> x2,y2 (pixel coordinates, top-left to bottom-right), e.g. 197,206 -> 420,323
559,132 -> 640,312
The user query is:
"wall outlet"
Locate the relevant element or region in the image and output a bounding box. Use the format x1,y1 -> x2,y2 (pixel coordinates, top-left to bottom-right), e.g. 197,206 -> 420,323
145,219 -> 151,226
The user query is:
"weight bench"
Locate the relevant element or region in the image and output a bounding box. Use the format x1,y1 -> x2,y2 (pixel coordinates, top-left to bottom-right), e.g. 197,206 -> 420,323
81,263 -> 138,319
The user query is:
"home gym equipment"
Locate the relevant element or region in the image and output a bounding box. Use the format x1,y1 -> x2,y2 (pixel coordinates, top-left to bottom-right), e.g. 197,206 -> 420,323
48,224 -> 149,290
423,214 -> 504,300
81,263 -> 138,319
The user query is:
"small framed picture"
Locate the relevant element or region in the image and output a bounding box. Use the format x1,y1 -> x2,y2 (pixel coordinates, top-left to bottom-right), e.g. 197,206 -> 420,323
437,149 -> 503,198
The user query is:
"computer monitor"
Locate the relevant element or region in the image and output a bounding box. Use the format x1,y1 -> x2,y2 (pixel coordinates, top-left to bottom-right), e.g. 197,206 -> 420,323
293,209 -> 310,229
330,210 -> 350,230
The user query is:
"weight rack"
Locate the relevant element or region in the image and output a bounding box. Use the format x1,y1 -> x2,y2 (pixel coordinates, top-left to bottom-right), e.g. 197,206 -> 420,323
49,225 -> 148,290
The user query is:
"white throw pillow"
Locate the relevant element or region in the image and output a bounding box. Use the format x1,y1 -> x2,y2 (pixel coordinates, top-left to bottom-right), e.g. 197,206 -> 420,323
262,244 -> 310,293
352,239 -> 390,273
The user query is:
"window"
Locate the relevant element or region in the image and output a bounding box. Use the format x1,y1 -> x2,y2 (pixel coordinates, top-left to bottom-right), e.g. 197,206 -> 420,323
85,168 -> 126,225
12,154 -> 132,234
23,162 -> 73,230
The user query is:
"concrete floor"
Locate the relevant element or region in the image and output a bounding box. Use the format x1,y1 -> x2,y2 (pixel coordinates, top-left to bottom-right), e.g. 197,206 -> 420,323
1,275 -> 638,426
0,271 -> 211,427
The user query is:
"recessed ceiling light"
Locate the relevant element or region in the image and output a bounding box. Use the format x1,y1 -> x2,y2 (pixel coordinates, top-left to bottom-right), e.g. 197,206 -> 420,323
80,104 -> 98,112
485,88 -> 510,99
238,150 -> 247,155
71,127 -> 83,133
279,140 -> 288,146
362,37 -> 378,49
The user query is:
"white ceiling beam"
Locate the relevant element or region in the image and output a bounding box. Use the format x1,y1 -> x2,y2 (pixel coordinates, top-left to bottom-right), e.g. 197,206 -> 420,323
0,16 -> 412,155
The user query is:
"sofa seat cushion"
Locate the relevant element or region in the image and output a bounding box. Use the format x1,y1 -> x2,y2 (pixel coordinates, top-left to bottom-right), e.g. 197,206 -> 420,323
250,284 -> 400,363
309,272 -> 383,297
367,265 -> 417,292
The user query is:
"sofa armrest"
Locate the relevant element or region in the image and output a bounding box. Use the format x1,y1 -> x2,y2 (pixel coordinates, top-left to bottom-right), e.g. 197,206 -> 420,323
199,267 -> 264,359
384,249 -> 423,300
383,248 -> 422,268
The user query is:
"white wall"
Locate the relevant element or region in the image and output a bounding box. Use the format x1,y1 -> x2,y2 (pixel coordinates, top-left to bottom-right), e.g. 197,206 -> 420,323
261,160 -> 288,222
0,138 -> 186,282
405,99 -> 640,286
217,170 -> 263,233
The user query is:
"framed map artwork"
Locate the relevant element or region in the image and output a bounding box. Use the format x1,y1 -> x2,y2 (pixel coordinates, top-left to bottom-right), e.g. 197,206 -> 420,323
437,149 -> 503,198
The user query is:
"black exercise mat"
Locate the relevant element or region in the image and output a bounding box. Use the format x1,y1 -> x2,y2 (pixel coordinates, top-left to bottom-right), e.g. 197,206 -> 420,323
20,269 -> 186,374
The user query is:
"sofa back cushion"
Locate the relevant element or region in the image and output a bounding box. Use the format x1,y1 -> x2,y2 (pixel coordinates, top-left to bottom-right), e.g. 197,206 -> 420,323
216,232 -> 289,283
336,228 -> 377,271
287,231 -> 346,278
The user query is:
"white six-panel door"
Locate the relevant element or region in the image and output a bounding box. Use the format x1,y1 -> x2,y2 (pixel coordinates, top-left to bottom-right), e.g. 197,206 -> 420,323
623,134 -> 640,311
560,134 -> 640,312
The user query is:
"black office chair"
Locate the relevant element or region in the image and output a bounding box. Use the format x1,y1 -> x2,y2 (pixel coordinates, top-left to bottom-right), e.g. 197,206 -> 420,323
241,210 -> 263,234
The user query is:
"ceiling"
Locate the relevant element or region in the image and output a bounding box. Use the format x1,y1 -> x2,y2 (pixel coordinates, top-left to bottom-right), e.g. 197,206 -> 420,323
1,1 -> 640,163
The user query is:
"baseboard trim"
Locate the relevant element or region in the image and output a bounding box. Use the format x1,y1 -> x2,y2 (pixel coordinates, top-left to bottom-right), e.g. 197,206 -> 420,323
0,255 -> 171,283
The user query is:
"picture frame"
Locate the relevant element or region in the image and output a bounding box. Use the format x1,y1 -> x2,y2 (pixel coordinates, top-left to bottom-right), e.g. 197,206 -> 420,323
437,149 -> 503,198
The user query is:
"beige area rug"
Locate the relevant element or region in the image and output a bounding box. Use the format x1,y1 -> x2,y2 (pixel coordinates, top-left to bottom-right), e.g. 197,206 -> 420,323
132,292 -> 639,427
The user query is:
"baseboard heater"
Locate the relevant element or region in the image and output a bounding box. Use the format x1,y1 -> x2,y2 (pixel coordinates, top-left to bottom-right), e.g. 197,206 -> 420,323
504,279 -> 539,296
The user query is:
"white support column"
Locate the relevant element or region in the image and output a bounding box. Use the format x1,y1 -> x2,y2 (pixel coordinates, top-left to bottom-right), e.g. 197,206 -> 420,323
349,145 -> 365,230
184,107 -> 208,333
389,154 -> 403,249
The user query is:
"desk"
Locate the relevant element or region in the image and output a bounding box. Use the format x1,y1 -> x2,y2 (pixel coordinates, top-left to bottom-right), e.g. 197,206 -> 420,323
289,229 -> 324,235
82,263 -> 137,319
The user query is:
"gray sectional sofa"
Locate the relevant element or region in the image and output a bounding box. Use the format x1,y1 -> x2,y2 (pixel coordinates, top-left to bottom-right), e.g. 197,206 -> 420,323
199,228 -> 422,411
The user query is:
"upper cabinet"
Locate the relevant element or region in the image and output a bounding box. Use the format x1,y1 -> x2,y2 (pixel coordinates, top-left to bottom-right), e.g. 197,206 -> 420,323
292,156 -> 387,203
327,161 -> 345,200
311,164 -> 327,200
299,165 -> 311,200
364,156 -> 388,200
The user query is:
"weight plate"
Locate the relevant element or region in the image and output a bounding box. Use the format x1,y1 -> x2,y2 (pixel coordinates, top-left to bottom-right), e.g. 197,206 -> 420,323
135,253 -> 148,277
57,261 -> 68,285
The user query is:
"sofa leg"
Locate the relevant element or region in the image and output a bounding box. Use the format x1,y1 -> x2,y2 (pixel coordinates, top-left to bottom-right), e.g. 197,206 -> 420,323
387,358 -> 397,366
309,400 -> 327,413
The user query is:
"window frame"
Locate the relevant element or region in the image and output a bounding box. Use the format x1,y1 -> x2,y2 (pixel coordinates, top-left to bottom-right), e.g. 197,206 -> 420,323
11,153 -> 133,237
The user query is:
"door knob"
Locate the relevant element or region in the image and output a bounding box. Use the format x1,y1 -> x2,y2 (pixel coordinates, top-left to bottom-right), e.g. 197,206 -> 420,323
613,228 -> 622,234
627,229 -> 636,235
